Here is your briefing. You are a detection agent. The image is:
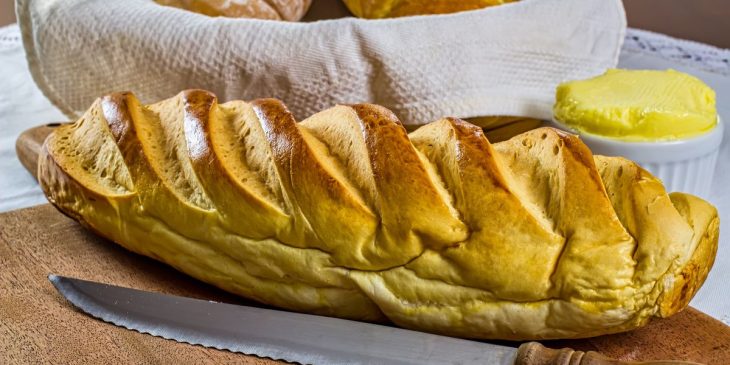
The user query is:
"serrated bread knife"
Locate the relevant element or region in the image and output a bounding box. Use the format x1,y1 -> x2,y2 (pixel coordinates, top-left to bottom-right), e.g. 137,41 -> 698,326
49,275 -> 699,365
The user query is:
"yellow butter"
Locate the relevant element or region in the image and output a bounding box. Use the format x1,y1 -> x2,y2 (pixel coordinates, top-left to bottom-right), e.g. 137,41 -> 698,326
554,69 -> 717,141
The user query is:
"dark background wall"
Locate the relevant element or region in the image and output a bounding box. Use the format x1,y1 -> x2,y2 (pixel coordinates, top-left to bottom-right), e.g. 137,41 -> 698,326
0,0 -> 13,27
0,0 -> 15,27
623,0 -> 730,49
1,0 -> 728,48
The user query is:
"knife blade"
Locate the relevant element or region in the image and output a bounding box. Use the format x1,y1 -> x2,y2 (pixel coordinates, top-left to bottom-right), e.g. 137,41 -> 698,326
48,275 -> 700,365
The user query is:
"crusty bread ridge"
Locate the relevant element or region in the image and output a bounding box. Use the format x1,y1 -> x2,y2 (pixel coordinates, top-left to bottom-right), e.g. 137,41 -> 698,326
39,89 -> 719,340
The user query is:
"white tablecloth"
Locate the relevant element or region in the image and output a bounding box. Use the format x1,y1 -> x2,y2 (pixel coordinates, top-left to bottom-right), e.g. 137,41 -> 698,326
1,23 -> 729,325
0,25 -> 64,211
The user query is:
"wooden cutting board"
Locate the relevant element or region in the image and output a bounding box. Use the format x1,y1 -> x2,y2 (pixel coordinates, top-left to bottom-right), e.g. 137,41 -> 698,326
3,124 -> 730,364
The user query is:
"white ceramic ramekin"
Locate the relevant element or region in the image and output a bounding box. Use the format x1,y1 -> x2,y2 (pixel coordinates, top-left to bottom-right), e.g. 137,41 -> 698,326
548,118 -> 724,199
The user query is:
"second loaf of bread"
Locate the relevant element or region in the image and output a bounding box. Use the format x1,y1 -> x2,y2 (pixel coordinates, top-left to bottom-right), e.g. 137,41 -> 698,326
39,90 -> 719,340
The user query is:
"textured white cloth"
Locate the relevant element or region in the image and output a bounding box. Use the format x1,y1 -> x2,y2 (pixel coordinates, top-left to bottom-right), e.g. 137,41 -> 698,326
17,0 -> 625,125
0,24 -> 64,212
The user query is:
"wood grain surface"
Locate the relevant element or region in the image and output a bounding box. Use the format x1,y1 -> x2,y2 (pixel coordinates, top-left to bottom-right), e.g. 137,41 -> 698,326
15,123 -> 60,178
3,124 -> 729,364
0,204 -> 280,364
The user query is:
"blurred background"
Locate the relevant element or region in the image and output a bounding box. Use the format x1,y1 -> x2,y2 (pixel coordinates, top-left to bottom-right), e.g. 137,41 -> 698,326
1,0 -> 728,48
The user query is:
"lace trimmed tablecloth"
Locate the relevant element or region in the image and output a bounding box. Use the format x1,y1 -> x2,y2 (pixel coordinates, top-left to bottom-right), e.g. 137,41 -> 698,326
1,23 -> 730,325
623,28 -> 730,76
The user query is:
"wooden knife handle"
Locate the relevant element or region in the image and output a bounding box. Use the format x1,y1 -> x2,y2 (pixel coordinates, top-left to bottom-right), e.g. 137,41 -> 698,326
514,342 -> 703,365
15,122 -> 64,181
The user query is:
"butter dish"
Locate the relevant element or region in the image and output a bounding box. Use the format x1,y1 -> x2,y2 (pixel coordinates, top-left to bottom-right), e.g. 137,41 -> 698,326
552,69 -> 723,198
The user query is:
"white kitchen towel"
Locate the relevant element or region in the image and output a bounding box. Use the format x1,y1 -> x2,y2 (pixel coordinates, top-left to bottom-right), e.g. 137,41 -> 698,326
17,0 -> 625,125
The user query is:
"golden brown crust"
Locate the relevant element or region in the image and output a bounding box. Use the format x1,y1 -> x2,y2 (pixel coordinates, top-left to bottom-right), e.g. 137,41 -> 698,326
182,91 -> 289,239
39,90 -> 719,340
350,105 -> 468,254
155,0 -> 312,21
342,0 -> 516,18
658,193 -> 720,317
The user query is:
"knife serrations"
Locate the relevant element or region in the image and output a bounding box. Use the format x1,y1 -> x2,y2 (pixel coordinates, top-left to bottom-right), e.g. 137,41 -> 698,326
49,275 -> 517,365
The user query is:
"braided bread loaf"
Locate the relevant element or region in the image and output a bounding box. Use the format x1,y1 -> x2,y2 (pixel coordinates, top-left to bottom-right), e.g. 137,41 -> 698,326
39,90 -> 719,340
